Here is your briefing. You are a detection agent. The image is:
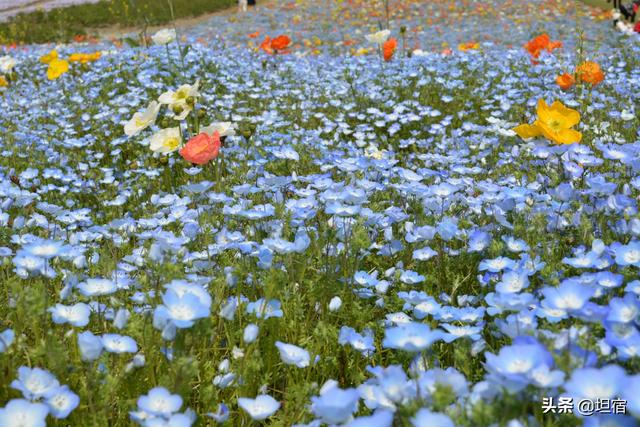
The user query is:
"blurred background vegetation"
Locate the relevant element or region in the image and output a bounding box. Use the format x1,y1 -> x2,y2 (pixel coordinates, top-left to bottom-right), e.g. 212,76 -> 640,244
0,0 -> 236,44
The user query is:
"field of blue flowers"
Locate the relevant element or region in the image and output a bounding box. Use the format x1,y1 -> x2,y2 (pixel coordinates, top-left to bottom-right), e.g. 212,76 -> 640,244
1,0 -> 640,426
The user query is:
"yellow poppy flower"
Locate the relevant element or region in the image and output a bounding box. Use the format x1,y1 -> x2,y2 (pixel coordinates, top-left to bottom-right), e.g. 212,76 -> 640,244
40,49 -> 58,64
513,99 -> 582,145
0,75 -> 8,87
47,58 -> 69,80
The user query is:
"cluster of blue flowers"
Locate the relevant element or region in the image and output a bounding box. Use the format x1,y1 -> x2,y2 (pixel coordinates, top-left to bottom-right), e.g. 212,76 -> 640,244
0,0 -> 640,425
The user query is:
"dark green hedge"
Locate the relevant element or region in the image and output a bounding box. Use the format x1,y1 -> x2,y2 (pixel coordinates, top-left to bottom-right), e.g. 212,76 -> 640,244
0,0 -> 236,44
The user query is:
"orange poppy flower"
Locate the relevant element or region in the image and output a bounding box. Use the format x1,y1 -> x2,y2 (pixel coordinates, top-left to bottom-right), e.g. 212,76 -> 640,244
524,33 -> 562,62
179,131 -> 221,165
248,31 -> 260,39
271,35 -> 291,51
382,37 -> 397,61
458,42 -> 479,51
576,61 -> 604,85
556,72 -> 575,90
259,36 -> 273,54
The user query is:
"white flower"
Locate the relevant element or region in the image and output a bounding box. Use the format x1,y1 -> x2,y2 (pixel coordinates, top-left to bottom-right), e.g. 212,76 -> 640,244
328,296 -> 342,312
412,49 -> 428,56
200,121 -> 237,137
365,29 -> 390,44
237,394 -> 280,421
152,28 -> 176,45
149,127 -> 182,154
158,81 -> 200,120
621,110 -> 635,121
0,55 -> 16,73
124,101 -> 161,136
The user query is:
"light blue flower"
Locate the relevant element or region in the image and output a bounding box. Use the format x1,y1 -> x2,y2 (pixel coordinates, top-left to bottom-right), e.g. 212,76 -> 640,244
45,385 -> 80,419
101,334 -> 138,354
77,330 -> 104,361
11,366 -> 60,400
243,324 -> 259,343
564,365 -> 629,401
275,341 -> 310,368
310,382 -> 359,424
383,322 -> 449,352
0,328 -> 15,353
411,408 -> 454,427
137,387 -> 183,418
154,287 -> 211,329
0,399 -> 49,427
49,303 -> 91,327
237,394 -> 280,421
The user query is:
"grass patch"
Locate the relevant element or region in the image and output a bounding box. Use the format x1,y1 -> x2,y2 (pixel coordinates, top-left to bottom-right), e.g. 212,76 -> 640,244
0,0 -> 236,44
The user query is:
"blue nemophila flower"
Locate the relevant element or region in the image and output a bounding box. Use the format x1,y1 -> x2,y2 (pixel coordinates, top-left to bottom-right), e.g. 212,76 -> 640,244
541,280 -> 595,313
495,270 -> 529,294
311,381 -> 360,424
382,322 -> 451,352
101,334 -> 138,353
77,330 -> 104,361
400,270 -> 425,285
246,298 -> 283,319
154,287 -> 211,329
12,251 -> 53,279
622,375 -> 640,417
0,399 -> 49,427
237,394 -> 280,421
412,246 -> 437,261
415,367 -> 468,401
479,257 -> 516,273
468,230 -> 491,252
411,408 -> 454,427
611,241 -> 640,267
484,337 -> 563,393
502,236 -> 529,253
606,294 -> 640,324
338,326 -> 376,356
48,303 -> 91,327
11,366 -> 60,400
206,403 -> 230,423
77,278 -> 118,297
275,341 -> 311,368
0,328 -> 14,353
21,239 -> 71,259
243,324 -> 259,343
45,385 -> 80,419
137,387 -> 183,418
347,409 -> 394,427
563,365 -> 629,403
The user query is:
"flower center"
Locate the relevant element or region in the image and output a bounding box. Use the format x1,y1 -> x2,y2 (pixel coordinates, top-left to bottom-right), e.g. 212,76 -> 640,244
166,138 -> 180,151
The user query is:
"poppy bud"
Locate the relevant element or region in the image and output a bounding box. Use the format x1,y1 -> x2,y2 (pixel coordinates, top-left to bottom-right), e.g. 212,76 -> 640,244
400,26 -> 407,34
172,104 -> 183,115
160,117 -> 170,128
186,96 -> 195,106
159,156 -> 168,165
10,175 -> 19,186
197,109 -> 206,119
